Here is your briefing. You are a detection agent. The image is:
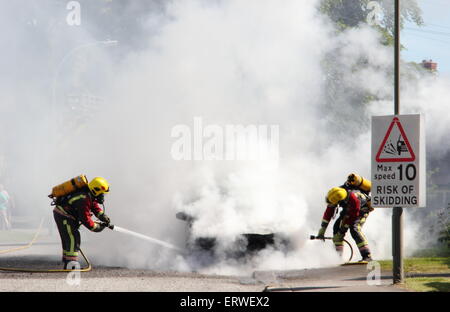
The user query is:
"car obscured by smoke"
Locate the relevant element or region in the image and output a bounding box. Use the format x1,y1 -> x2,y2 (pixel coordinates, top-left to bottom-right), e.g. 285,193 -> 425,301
176,211 -> 292,260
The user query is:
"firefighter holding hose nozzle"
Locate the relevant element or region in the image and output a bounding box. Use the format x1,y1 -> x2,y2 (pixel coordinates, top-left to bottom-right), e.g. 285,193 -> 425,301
50,176 -> 112,269
316,173 -> 373,262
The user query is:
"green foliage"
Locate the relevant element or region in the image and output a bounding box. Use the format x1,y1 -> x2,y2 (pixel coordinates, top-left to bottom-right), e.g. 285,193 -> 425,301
427,167 -> 440,192
416,202 -> 450,255
437,204 -> 450,247
413,247 -> 450,258
320,0 -> 372,29
320,0 -> 359,31
373,25 -> 395,46
319,0 -> 423,46
318,0 -> 425,138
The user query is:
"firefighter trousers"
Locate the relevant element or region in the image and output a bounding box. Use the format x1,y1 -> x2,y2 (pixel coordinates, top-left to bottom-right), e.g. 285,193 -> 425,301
333,212 -> 372,259
53,210 -> 81,266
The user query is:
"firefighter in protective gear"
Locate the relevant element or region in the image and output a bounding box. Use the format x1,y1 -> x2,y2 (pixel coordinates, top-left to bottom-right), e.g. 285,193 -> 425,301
317,174 -> 373,262
53,177 -> 111,269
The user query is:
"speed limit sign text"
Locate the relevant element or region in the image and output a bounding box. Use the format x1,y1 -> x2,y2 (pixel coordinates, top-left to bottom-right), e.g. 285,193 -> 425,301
371,115 -> 426,208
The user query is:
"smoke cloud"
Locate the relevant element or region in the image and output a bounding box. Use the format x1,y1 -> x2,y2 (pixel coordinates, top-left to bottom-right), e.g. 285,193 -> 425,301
1,0 -> 448,275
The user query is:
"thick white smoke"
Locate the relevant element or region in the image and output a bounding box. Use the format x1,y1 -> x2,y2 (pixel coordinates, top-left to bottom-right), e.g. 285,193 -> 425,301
1,0 -> 448,275
86,0 -> 346,272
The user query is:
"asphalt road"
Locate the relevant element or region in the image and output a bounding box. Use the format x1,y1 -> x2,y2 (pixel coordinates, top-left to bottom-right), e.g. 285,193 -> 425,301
0,249 -> 406,292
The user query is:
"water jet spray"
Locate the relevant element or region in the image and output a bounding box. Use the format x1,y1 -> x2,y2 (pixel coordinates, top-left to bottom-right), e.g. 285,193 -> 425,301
107,224 -> 185,253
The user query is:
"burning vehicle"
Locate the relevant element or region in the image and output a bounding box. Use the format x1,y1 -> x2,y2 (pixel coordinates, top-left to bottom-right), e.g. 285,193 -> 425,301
175,211 -> 292,259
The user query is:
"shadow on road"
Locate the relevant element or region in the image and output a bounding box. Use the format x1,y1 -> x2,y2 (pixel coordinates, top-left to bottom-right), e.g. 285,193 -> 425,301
263,285 -> 343,292
424,281 -> 450,292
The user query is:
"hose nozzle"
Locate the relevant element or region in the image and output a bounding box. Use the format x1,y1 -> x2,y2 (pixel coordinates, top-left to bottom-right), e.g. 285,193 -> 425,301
310,235 -> 332,240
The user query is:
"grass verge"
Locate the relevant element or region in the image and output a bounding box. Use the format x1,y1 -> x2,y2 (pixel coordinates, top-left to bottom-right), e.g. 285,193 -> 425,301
405,277 -> 450,292
377,257 -> 450,292
378,257 -> 450,274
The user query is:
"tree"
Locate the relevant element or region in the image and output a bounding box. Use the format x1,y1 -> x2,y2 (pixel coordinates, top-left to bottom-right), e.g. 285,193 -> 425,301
320,0 -> 423,45
437,204 -> 450,249
317,0 -> 424,137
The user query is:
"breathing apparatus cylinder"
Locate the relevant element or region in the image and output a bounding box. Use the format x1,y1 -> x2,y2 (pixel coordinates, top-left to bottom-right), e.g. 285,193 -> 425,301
347,173 -> 371,193
49,175 -> 89,198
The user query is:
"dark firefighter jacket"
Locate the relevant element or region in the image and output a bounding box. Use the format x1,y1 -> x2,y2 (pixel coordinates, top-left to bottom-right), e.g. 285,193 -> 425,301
53,190 -> 104,231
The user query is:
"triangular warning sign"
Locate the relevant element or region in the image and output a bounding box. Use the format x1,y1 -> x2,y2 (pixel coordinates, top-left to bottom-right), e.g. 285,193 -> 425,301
376,117 -> 416,162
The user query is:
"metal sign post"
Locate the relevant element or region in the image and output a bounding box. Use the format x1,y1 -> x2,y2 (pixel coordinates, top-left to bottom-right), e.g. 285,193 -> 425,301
371,0 -> 426,286
372,1 -> 425,284
393,0 -> 402,285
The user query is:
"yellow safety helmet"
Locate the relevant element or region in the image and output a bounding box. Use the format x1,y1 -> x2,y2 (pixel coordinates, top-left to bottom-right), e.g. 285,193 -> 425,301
88,177 -> 110,197
326,187 -> 348,206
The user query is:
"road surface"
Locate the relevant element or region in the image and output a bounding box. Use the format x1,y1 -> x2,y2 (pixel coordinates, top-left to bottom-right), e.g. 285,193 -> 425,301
0,246 -> 406,292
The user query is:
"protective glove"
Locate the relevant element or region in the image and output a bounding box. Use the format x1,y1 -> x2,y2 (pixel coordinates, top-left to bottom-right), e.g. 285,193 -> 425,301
92,222 -> 106,233
98,213 -> 111,226
317,227 -> 326,240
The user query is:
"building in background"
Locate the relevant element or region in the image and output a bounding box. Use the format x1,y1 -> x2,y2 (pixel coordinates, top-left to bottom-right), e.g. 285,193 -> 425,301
422,59 -> 438,72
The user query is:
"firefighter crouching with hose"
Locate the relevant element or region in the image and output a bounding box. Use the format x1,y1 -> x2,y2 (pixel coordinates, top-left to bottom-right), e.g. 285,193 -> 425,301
316,173 -> 374,262
49,176 -> 112,269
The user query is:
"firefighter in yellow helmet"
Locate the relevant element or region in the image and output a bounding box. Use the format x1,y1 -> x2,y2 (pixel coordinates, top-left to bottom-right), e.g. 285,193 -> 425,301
317,174 -> 373,262
53,177 -> 111,269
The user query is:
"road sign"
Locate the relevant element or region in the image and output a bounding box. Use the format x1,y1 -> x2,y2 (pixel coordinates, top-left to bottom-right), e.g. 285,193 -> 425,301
375,117 -> 415,162
371,114 -> 426,208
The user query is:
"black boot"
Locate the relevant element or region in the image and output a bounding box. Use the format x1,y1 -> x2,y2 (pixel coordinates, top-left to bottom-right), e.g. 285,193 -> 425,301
359,246 -> 373,262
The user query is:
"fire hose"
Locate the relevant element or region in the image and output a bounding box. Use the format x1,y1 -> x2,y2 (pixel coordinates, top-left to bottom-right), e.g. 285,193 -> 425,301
0,219 -> 184,273
0,218 -> 92,273
310,235 -> 354,263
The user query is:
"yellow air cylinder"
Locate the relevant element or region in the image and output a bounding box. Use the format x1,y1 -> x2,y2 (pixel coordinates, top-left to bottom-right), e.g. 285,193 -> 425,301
347,173 -> 371,193
49,175 -> 88,198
